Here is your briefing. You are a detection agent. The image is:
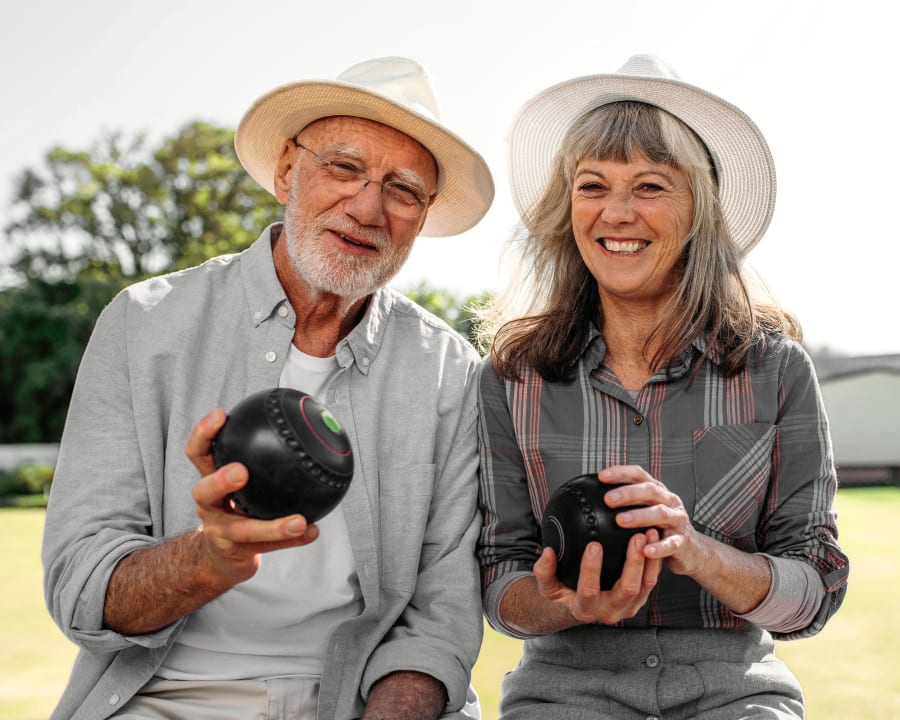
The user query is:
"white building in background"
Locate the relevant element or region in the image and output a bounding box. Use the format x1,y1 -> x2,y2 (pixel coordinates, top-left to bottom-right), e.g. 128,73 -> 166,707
814,354 -> 900,487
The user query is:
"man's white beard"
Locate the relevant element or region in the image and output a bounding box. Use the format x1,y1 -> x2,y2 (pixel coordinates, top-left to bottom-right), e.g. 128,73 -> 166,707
282,190 -> 413,302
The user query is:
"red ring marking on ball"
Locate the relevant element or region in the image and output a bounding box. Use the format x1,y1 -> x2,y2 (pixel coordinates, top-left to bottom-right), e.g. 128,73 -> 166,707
298,395 -> 352,457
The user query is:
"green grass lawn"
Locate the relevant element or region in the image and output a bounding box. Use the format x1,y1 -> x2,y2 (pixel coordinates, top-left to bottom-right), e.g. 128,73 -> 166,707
2,487 -> 897,719
0,508 -> 78,720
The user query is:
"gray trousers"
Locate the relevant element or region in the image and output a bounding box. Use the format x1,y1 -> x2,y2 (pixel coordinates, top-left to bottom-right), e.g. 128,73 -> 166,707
110,677 -> 318,719
500,625 -> 803,719
110,676 -> 482,719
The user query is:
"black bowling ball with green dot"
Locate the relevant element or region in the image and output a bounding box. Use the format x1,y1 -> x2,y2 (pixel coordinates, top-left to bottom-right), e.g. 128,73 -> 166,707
212,388 -> 354,522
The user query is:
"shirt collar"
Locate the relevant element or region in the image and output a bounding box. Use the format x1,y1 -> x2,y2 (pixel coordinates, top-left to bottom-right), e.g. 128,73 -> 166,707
242,223 -> 290,327
581,322 -> 727,379
334,286 -> 395,375
244,223 -> 394,375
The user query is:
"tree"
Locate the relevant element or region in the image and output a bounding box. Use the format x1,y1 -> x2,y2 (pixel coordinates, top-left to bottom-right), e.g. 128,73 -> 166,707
404,281 -> 491,351
0,275 -> 113,441
0,122 -> 282,442
4,121 -> 281,285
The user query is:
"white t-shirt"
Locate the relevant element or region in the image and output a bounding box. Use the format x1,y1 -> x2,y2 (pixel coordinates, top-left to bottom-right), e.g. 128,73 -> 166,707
158,345 -> 363,680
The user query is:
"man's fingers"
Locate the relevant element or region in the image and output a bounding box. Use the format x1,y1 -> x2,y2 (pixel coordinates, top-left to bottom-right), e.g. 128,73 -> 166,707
192,462 -> 247,509
221,513 -> 315,545
185,408 -> 227,475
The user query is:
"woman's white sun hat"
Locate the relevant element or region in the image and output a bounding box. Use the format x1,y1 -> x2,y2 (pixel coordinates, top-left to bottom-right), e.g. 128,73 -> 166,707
235,56 -> 495,238
508,54 -> 776,254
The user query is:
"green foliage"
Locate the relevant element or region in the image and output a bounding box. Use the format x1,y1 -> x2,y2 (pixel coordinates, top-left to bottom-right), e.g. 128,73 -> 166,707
405,281 -> 492,352
0,122 -> 282,443
16,462 -> 54,494
0,463 -> 54,498
4,121 -> 281,284
0,276 -> 115,441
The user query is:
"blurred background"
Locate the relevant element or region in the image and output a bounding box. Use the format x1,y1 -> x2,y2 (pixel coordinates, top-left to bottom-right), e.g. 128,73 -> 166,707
2,0 -> 898,354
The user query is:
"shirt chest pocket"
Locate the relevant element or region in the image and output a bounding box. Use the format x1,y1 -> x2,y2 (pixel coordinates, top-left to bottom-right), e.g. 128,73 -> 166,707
692,423 -> 776,543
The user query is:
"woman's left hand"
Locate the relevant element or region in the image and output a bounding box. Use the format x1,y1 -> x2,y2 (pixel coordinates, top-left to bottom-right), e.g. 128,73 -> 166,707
597,465 -> 709,577
597,465 -> 773,614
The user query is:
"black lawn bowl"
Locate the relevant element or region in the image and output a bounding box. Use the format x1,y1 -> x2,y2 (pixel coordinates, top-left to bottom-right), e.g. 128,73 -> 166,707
541,474 -> 654,590
212,388 -> 354,522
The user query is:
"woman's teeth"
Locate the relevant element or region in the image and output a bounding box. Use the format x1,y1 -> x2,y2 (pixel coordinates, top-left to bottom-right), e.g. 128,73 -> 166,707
602,238 -> 648,254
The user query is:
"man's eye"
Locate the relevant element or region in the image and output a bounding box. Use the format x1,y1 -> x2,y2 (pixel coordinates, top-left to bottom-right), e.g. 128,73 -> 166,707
385,183 -> 423,206
325,160 -> 362,178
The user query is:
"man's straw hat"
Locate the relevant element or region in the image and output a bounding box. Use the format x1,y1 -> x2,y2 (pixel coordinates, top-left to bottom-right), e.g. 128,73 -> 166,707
235,56 -> 494,237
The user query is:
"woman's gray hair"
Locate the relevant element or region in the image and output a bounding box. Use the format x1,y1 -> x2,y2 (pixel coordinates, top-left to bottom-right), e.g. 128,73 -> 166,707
480,101 -> 798,380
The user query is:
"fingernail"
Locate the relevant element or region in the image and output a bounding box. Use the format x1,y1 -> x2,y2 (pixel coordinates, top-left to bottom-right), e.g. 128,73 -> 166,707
226,467 -> 243,485
286,518 -> 304,534
606,490 -> 621,503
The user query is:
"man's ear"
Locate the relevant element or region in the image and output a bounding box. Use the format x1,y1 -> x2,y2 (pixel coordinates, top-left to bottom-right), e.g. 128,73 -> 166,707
273,141 -> 295,205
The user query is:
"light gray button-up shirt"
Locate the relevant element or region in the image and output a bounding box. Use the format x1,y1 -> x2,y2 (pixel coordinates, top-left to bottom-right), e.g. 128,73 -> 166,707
42,224 -> 483,720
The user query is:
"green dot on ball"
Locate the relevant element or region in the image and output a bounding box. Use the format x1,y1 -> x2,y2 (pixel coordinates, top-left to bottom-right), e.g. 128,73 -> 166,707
321,409 -> 342,434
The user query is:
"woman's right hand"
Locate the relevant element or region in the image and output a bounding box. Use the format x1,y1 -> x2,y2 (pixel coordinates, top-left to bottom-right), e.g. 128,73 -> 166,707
533,530 -> 662,625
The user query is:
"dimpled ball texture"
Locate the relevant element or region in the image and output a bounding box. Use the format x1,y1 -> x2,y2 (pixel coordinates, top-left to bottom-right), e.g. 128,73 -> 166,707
541,474 -> 653,590
212,388 -> 354,522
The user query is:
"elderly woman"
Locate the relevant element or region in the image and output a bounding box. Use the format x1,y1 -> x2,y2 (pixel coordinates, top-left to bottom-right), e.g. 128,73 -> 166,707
476,56 -> 849,719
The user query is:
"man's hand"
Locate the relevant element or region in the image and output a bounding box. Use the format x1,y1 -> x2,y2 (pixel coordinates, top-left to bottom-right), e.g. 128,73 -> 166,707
188,408 -> 319,587
102,408 -> 319,635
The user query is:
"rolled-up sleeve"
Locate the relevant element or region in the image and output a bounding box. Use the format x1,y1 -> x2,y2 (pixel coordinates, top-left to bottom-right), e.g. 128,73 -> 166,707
42,295 -> 184,653
476,360 -> 542,636
759,341 -> 850,639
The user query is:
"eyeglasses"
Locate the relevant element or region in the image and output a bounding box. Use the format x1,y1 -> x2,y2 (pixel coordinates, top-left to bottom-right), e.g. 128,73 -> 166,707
292,139 -> 431,219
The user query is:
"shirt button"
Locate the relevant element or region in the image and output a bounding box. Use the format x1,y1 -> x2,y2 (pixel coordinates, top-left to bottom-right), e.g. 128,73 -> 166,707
645,654 -> 660,667
265,351 -> 277,363
361,356 -> 370,367
633,414 -> 644,426
278,305 -> 289,318
647,716 -> 659,720
108,694 -> 121,705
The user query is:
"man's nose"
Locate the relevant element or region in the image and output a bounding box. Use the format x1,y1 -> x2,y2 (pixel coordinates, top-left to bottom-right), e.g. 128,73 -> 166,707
343,180 -> 387,226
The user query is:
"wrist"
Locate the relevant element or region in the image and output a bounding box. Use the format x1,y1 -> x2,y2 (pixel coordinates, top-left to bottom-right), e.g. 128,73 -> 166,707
363,671 -> 446,720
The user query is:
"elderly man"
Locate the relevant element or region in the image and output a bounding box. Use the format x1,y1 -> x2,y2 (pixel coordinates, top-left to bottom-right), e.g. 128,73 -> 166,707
42,57 -> 494,720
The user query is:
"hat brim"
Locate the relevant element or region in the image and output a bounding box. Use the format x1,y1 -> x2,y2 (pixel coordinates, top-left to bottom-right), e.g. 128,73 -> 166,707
235,79 -> 494,238
508,73 -> 776,253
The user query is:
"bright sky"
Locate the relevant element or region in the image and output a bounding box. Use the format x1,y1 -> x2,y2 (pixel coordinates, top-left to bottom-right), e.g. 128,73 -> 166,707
1,0 -> 896,356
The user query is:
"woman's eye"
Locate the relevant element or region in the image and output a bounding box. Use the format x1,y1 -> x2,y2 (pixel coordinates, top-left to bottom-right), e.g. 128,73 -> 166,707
637,183 -> 664,196
577,182 -> 606,197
